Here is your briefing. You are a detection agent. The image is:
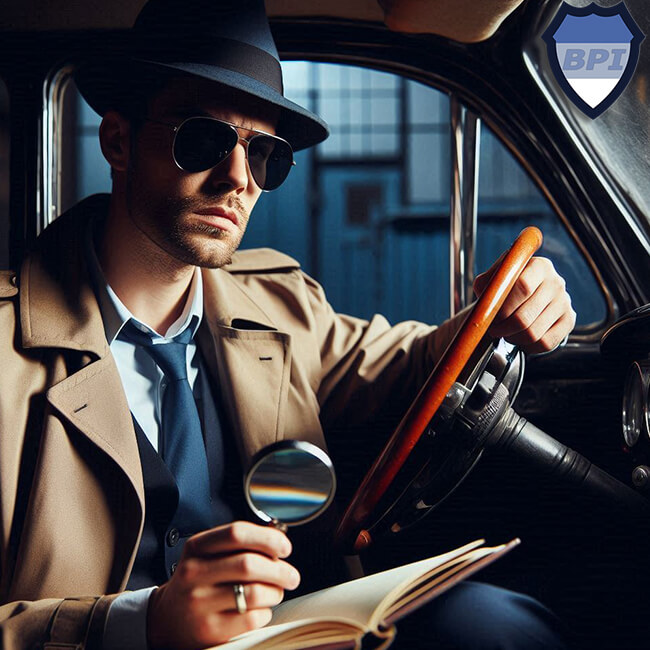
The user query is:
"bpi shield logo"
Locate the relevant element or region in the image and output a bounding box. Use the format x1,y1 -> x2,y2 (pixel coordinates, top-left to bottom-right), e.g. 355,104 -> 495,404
543,2 -> 644,118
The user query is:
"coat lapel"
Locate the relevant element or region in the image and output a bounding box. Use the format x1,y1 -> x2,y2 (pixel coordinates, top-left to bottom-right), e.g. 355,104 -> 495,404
13,196 -> 302,596
44,355 -> 145,509
18,198 -> 145,515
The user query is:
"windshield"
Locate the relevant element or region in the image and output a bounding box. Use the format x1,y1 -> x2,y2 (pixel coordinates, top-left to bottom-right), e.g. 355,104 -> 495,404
525,0 -> 650,235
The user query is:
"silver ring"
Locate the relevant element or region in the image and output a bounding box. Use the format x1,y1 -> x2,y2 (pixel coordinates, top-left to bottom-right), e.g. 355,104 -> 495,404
233,583 -> 247,614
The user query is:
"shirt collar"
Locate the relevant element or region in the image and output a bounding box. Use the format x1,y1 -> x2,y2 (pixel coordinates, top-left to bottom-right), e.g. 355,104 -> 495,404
85,217 -> 204,344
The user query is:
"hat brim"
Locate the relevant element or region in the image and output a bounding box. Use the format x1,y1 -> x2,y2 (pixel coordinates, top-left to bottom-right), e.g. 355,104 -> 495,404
75,57 -> 329,152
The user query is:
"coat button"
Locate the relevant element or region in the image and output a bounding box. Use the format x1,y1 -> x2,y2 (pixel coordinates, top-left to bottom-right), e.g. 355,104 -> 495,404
167,527 -> 180,547
170,562 -> 178,574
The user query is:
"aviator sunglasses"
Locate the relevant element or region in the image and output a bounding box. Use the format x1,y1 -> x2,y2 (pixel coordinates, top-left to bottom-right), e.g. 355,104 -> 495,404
145,116 -> 295,191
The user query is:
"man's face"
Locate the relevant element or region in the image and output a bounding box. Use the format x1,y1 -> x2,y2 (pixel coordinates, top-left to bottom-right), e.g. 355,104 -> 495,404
124,77 -> 280,268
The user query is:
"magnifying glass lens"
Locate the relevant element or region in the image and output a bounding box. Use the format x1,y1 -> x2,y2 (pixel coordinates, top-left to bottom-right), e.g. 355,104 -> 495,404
244,441 -> 336,527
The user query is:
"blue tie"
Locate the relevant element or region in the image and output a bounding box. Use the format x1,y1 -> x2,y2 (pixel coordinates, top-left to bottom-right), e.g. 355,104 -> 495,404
121,321 -> 212,528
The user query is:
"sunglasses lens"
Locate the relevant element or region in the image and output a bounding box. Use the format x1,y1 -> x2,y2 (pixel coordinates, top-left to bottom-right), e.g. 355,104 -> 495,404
172,117 -> 294,190
248,135 -> 294,191
173,118 -> 238,173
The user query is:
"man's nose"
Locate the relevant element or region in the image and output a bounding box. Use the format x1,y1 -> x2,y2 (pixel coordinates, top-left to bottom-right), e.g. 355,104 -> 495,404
208,141 -> 250,193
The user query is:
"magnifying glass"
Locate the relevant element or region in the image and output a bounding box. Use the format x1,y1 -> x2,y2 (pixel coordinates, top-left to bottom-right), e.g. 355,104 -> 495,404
243,440 -> 336,530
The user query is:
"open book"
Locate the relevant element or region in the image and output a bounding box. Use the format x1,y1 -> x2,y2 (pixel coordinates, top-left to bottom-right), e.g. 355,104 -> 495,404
215,538 -> 520,650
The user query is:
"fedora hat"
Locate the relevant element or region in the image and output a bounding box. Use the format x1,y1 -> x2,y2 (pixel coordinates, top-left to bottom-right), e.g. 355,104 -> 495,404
75,0 -> 328,151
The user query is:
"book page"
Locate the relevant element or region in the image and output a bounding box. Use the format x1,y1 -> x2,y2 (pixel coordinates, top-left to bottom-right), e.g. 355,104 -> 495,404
269,539 -> 486,629
382,542 -> 519,624
213,617 -> 366,650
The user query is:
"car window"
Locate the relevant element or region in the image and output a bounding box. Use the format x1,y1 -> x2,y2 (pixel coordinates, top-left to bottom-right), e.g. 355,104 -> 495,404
54,74 -> 108,210
55,61 -> 605,328
0,78 -> 9,269
247,62 -> 451,327
477,127 -> 607,327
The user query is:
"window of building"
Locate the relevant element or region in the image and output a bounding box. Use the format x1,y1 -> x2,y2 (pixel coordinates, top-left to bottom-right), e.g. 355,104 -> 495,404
405,81 -> 449,206
315,64 -> 400,160
0,79 -> 9,269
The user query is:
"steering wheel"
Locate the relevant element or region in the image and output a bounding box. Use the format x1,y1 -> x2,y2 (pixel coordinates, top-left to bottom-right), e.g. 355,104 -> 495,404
335,227 -> 647,553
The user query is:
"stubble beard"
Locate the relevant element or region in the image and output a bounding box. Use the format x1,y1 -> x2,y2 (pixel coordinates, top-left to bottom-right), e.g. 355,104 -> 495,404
125,170 -> 249,269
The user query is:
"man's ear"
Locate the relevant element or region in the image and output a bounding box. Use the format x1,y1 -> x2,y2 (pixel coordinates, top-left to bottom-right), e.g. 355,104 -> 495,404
99,110 -> 131,172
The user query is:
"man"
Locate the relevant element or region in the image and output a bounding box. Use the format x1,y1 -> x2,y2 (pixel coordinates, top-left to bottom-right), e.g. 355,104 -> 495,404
0,0 -> 574,648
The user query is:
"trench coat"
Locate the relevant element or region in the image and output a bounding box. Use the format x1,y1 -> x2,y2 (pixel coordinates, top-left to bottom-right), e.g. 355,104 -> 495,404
0,194 -> 463,649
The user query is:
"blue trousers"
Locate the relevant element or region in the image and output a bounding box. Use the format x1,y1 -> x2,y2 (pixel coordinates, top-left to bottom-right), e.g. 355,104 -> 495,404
391,582 -> 568,649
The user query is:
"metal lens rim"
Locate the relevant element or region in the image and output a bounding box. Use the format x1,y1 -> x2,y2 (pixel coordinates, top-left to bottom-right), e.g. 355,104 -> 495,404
243,439 -> 336,527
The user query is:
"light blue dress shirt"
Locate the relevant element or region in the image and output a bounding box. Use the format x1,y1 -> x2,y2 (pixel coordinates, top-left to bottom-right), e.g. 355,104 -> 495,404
85,225 -> 207,650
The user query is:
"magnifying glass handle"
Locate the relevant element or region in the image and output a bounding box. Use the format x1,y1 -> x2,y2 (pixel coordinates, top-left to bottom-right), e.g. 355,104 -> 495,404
270,519 -> 288,533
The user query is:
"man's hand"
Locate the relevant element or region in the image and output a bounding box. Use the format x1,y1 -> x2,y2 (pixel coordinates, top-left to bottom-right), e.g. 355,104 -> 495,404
146,521 -> 300,650
473,256 -> 576,355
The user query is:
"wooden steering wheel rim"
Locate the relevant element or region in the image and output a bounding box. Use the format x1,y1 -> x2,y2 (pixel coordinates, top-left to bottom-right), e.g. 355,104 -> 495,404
335,227 -> 544,551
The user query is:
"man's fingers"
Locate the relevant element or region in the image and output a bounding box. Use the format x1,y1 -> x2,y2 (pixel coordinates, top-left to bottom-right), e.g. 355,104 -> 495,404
514,312 -> 575,355
474,255 -> 575,354
184,521 -> 292,560
488,279 -> 557,338
189,582 -> 285,612
146,556 -> 287,649
493,299 -> 565,347
490,286 -> 574,354
493,258 -> 552,323
146,522 -> 299,648
175,552 -> 301,592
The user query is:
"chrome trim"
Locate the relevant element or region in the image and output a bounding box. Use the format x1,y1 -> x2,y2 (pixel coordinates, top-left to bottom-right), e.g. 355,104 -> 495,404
41,64 -> 72,232
449,95 -> 480,316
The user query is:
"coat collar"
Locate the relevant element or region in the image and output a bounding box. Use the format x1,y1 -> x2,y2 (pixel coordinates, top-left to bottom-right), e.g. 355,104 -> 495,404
19,194 -> 279,355
201,265 -> 277,332
19,195 -> 110,357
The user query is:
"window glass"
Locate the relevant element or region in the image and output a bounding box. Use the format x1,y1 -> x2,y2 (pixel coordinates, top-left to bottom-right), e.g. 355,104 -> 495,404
476,127 -> 607,327
0,79 -> 9,269
57,63 -> 453,327
247,62 -> 451,326
58,76 -> 111,214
